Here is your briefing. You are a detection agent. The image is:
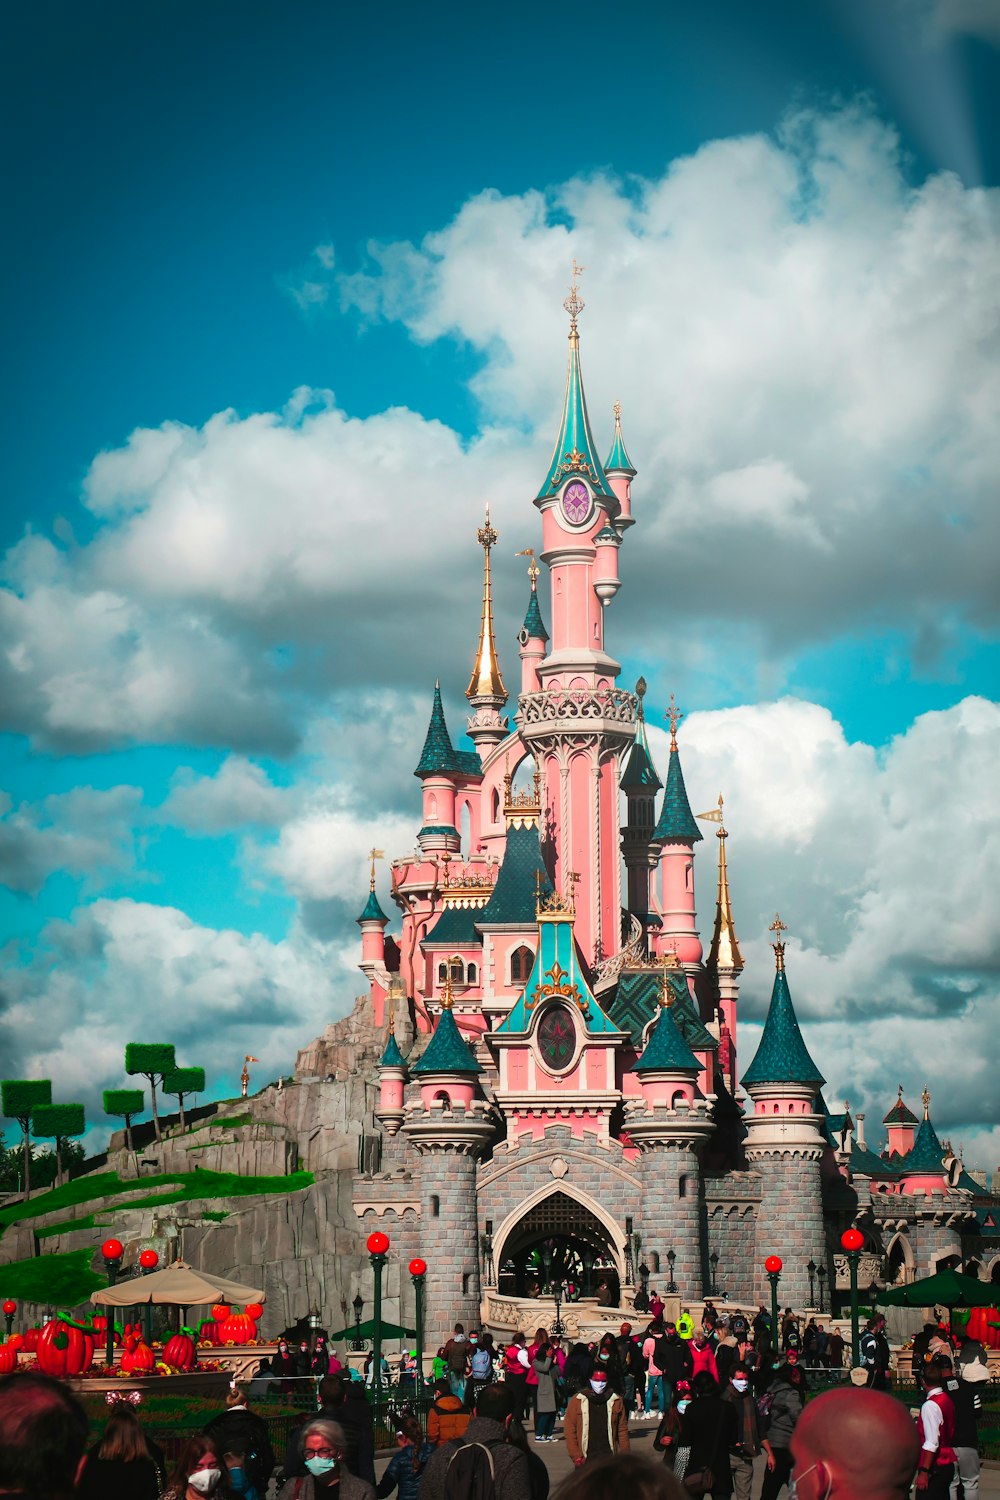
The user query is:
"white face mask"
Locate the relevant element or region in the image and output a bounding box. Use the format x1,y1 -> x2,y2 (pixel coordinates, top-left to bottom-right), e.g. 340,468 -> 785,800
677,1399 -> 690,1413
732,1378 -> 749,1392
589,1379 -> 608,1394
188,1469 -> 222,1496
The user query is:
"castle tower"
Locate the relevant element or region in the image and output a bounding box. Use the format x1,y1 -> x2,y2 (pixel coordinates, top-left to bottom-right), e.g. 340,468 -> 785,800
704,796 -> 744,1091
519,266 -> 637,964
883,1086 -> 919,1159
404,982 -> 494,1338
375,1031 -> 407,1136
357,850 -> 389,980
651,699 -> 704,968
603,401 -> 636,532
414,682 -> 463,855
625,974 -> 714,1299
742,919 -> 826,1310
466,508 -> 509,751
620,678 -> 662,938
517,552 -> 548,695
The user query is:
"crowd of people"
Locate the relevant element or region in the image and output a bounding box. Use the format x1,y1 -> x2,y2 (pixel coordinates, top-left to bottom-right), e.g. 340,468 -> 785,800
0,1300 -> 990,1500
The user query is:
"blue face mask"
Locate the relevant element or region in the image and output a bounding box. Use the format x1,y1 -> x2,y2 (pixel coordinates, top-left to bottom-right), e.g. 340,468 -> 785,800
305,1456 -> 338,1477
228,1469 -> 248,1494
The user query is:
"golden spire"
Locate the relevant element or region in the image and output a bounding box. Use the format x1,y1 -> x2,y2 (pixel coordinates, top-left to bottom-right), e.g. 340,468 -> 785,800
667,692 -> 684,751
769,913 -> 788,972
922,1086 -> 931,1120
563,259 -> 585,342
440,957 -> 460,1011
704,796 -> 743,973
368,847 -> 384,892
658,957 -> 675,1009
515,547 -> 540,589
466,503 -> 507,703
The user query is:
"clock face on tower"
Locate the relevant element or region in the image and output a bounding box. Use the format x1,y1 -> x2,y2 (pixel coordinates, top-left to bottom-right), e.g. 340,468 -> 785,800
561,479 -> 593,527
537,1004 -> 576,1071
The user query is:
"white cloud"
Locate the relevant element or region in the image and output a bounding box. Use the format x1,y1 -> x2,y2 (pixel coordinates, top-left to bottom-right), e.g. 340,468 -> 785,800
0,784 -> 142,894
264,793 -> 413,905
161,757 -> 292,832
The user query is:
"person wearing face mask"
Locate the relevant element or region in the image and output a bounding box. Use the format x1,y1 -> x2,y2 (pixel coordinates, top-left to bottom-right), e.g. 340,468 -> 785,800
564,1366 -> 630,1468
163,1435 -> 231,1500
679,1370 -> 738,1496
278,1419 -> 375,1499
758,1360 -> 805,1500
722,1363 -> 772,1500
274,1337 -> 299,1392
786,1385 -> 919,1500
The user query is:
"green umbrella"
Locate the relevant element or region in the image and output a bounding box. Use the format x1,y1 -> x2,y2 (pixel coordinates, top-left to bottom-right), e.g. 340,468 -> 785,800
326,1317 -> 417,1341
875,1269 -> 997,1310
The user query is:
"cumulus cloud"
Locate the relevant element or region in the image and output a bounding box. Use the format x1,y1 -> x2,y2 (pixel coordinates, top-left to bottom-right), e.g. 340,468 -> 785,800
0,784 -> 142,894
161,757 -> 292,832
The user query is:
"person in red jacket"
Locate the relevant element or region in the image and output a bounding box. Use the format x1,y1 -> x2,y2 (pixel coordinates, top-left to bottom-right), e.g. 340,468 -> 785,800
916,1363 -> 956,1498
689,1330 -> 719,1385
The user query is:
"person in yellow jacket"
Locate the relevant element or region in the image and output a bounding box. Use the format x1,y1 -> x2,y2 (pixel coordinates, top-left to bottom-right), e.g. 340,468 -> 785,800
564,1369 -> 630,1468
677,1310 -> 694,1341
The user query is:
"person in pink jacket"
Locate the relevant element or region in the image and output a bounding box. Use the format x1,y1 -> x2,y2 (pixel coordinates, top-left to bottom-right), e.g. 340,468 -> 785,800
690,1329 -> 719,1384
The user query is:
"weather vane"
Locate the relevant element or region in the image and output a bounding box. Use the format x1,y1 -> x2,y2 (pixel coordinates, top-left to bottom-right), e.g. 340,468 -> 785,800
769,913 -> 788,972
666,693 -> 684,750
478,501 -> 498,551
564,259 -> 586,328
515,546 -> 540,588
368,848 -> 384,891
241,1055 -> 260,1099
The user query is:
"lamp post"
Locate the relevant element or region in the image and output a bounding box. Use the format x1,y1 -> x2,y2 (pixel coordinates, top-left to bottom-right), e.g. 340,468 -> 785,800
101,1238 -> 123,1368
764,1256 -> 782,1352
806,1259 -> 816,1308
367,1230 -> 390,1398
638,1262 -> 650,1306
709,1252 -> 719,1298
409,1258 -> 426,1397
2,1300 -> 15,1337
553,1279 -> 565,1338
139,1249 -> 158,1345
817,1262 -> 827,1314
841,1228 -> 864,1367
352,1293 -> 365,1351
666,1249 -> 677,1294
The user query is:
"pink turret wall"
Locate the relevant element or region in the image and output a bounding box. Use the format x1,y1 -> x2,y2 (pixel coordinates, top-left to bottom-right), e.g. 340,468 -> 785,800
520,635 -> 545,694
422,775 -> 456,830
544,551 -> 605,661
380,1076 -> 404,1111
887,1122 -> 917,1156
657,842 -> 704,964
360,923 -> 385,964
607,472 -> 632,524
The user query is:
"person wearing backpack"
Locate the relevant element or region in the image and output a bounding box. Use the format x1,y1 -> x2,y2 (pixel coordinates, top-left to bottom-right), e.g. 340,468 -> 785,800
564,1366 -> 629,1469
443,1324 -> 470,1401
204,1385 -> 274,1498
757,1363 -> 804,1500
427,1379 -> 472,1448
417,1381 -> 531,1500
470,1336 -> 495,1401
641,1323 -> 668,1418
722,1362 -> 772,1500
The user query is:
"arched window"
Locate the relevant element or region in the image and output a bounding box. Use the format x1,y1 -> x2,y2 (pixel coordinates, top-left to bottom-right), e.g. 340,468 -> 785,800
467,963 -> 478,985
679,1175 -> 688,1198
430,1194 -> 440,1216
491,787 -> 501,823
459,801 -> 472,854
434,1090 -> 451,1107
510,945 -> 534,984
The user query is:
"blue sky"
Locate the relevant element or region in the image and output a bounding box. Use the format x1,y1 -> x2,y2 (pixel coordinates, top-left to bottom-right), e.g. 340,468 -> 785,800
1,0 -> 998,1161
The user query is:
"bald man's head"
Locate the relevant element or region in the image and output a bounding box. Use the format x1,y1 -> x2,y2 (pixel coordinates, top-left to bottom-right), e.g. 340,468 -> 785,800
790,1387 -> 920,1500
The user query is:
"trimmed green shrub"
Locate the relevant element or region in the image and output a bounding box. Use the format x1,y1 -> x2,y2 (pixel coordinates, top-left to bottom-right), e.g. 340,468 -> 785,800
125,1043 -> 176,1142
0,1247 -> 106,1307
1,1079 -> 53,1198
31,1103 -> 85,1185
102,1088 -> 145,1153
162,1067 -> 205,1130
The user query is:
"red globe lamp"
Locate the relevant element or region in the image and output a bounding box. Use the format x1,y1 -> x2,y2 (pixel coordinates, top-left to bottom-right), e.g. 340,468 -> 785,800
2,1300 -> 16,1315
139,1249 -> 159,1270
764,1256 -> 782,1274
367,1231 -> 390,1256
409,1258 -> 427,1277
840,1228 -> 864,1253
101,1238 -> 124,1262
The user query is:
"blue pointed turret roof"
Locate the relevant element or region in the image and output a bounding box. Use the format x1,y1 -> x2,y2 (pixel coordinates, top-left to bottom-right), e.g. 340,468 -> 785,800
899,1114 -> 947,1175
414,683 -> 482,779
536,328 -> 616,505
497,902 -> 621,1037
653,746 -> 702,842
621,712 -> 662,793
522,586 -> 549,642
380,1033 -> 406,1069
742,964 -> 824,1088
477,821 -> 553,928
412,1005 -> 483,1075
604,407 -> 636,476
635,1004 -> 702,1074
357,888 -> 388,924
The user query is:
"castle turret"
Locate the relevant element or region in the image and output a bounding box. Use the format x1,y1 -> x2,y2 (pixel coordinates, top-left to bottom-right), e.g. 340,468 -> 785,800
603,400 -> 636,532
704,796 -> 744,1090
625,973 -> 714,1301
466,508 -> 509,751
883,1085 -> 919,1159
742,919 -> 826,1309
414,683 -> 463,854
404,982 -> 494,1337
375,1030 -> 407,1136
516,551 -> 548,695
620,679 -> 662,935
652,698 -> 703,967
896,1090 -> 950,1197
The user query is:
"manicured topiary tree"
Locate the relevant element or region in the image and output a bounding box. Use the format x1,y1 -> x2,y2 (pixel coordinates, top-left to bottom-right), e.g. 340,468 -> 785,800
125,1043 -> 175,1143
30,1102 -> 85,1187
1,1080 -> 52,1199
162,1067 -> 205,1131
103,1088 -> 145,1153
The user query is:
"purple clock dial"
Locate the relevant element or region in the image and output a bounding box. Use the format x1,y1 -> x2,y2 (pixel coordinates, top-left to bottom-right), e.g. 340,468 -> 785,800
561,480 -> 592,526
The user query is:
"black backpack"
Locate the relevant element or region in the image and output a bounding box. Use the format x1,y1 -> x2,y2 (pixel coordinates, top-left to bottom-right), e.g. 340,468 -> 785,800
652,1334 -> 671,1369
444,1438 -> 502,1500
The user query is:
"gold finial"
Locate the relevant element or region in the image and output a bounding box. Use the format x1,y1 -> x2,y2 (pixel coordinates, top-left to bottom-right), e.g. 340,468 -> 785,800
666,693 -> 684,751
388,987 -> 396,1031
563,259 -> 586,331
240,1055 -> 259,1098
440,956 -> 461,1011
441,849 -> 452,889
658,958 -> 675,1009
613,399 -> 622,424
515,547 -> 540,590
922,1086 -> 931,1119
769,913 -> 788,972
635,677 -> 647,719
368,847 -> 384,892
467,503 -> 506,703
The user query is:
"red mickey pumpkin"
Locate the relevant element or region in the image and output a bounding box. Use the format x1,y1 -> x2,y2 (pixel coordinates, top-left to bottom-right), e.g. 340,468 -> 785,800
35,1319 -> 95,1378
22,1327 -> 40,1352
245,1302 -> 264,1320
120,1334 -> 155,1373
219,1310 -> 257,1345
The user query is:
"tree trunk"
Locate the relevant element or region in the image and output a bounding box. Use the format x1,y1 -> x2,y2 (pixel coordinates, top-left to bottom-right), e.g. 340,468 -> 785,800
125,1114 -> 134,1153
178,1095 -> 187,1131
148,1076 -> 162,1142
55,1138 -> 63,1187
21,1120 -> 31,1199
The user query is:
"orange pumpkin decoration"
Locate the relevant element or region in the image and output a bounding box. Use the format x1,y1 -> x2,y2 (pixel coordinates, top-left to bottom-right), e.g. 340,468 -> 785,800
211,1303 -> 230,1322
120,1334 -> 156,1373
163,1330 -> 198,1371
198,1317 -> 220,1346
219,1311 -> 257,1345
245,1302 -> 264,1320
0,1342 -> 17,1375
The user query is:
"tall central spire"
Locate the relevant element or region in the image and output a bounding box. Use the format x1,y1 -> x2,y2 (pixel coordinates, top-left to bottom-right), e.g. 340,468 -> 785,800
706,797 -> 743,974
465,506 -> 508,750
535,265 -> 616,506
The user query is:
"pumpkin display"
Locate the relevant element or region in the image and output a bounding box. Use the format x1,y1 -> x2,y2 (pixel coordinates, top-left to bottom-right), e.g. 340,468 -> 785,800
35,1319 -> 95,1378
22,1327 -> 40,1352
211,1303 -> 230,1322
91,1315 -> 122,1346
162,1330 -> 198,1372
6,1333 -> 23,1350
245,1302 -> 264,1320
120,1334 -> 156,1373
0,1342 -> 17,1375
198,1317 -> 220,1346
964,1306 -> 1000,1349
218,1309 -> 257,1345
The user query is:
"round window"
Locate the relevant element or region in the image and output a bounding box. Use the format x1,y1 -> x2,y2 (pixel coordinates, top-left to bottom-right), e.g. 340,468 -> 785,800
537,1004 -> 576,1071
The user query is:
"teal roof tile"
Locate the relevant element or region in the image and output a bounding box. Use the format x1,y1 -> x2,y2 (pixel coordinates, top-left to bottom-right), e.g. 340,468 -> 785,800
477,821 -> 552,927
604,412 -> 636,476
357,888 -> 389,924
621,716 -> 662,793
536,332 -> 616,505
418,825 -> 459,839
741,967 -> 825,1088
652,748 -> 703,842
380,1034 -> 407,1069
898,1115 -> 947,1175
497,907 -> 620,1037
670,983 -> 718,1051
883,1094 -> 919,1126
522,588 -> 549,642
455,749 -> 483,777
414,685 -> 482,779
422,903 -> 485,947
607,969 -> 707,1047
412,1006 -> 483,1075
635,1005 -> 702,1074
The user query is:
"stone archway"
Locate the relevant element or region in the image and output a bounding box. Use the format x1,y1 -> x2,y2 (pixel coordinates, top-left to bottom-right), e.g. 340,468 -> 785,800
495,1188 -> 622,1305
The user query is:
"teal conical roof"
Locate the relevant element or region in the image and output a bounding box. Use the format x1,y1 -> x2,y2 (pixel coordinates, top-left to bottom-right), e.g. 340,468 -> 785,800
899,1115 -> 947,1175
412,1007 -> 483,1075
604,408 -> 636,476
742,966 -> 824,1088
423,902 -> 484,947
477,821 -> 552,927
635,1005 -> 702,1074
536,330 -> 616,505
357,888 -> 388,924
414,682 -> 482,779
522,587 -> 549,642
653,747 -> 702,842
621,715 -> 662,793
380,1034 -> 407,1069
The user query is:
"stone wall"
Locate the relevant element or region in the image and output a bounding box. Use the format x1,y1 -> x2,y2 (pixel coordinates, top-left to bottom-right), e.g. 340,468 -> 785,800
639,1145 -> 703,1302
704,1172 -> 761,1302
753,1155 -> 825,1309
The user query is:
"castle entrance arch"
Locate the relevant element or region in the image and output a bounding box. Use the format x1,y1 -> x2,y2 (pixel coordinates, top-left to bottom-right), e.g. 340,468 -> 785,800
495,1189 -> 621,1305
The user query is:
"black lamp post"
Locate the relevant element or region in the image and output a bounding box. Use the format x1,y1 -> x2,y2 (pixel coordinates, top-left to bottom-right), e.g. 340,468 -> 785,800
3,1299 -> 16,1337
553,1279 -> 565,1338
817,1262 -> 827,1314
807,1259 -> 817,1307
101,1238 -> 123,1368
352,1293 -> 365,1351
841,1229 -> 864,1367
367,1231 -> 389,1397
666,1249 -> 677,1294
409,1258 -> 426,1397
709,1251 -> 719,1297
764,1256 -> 782,1348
